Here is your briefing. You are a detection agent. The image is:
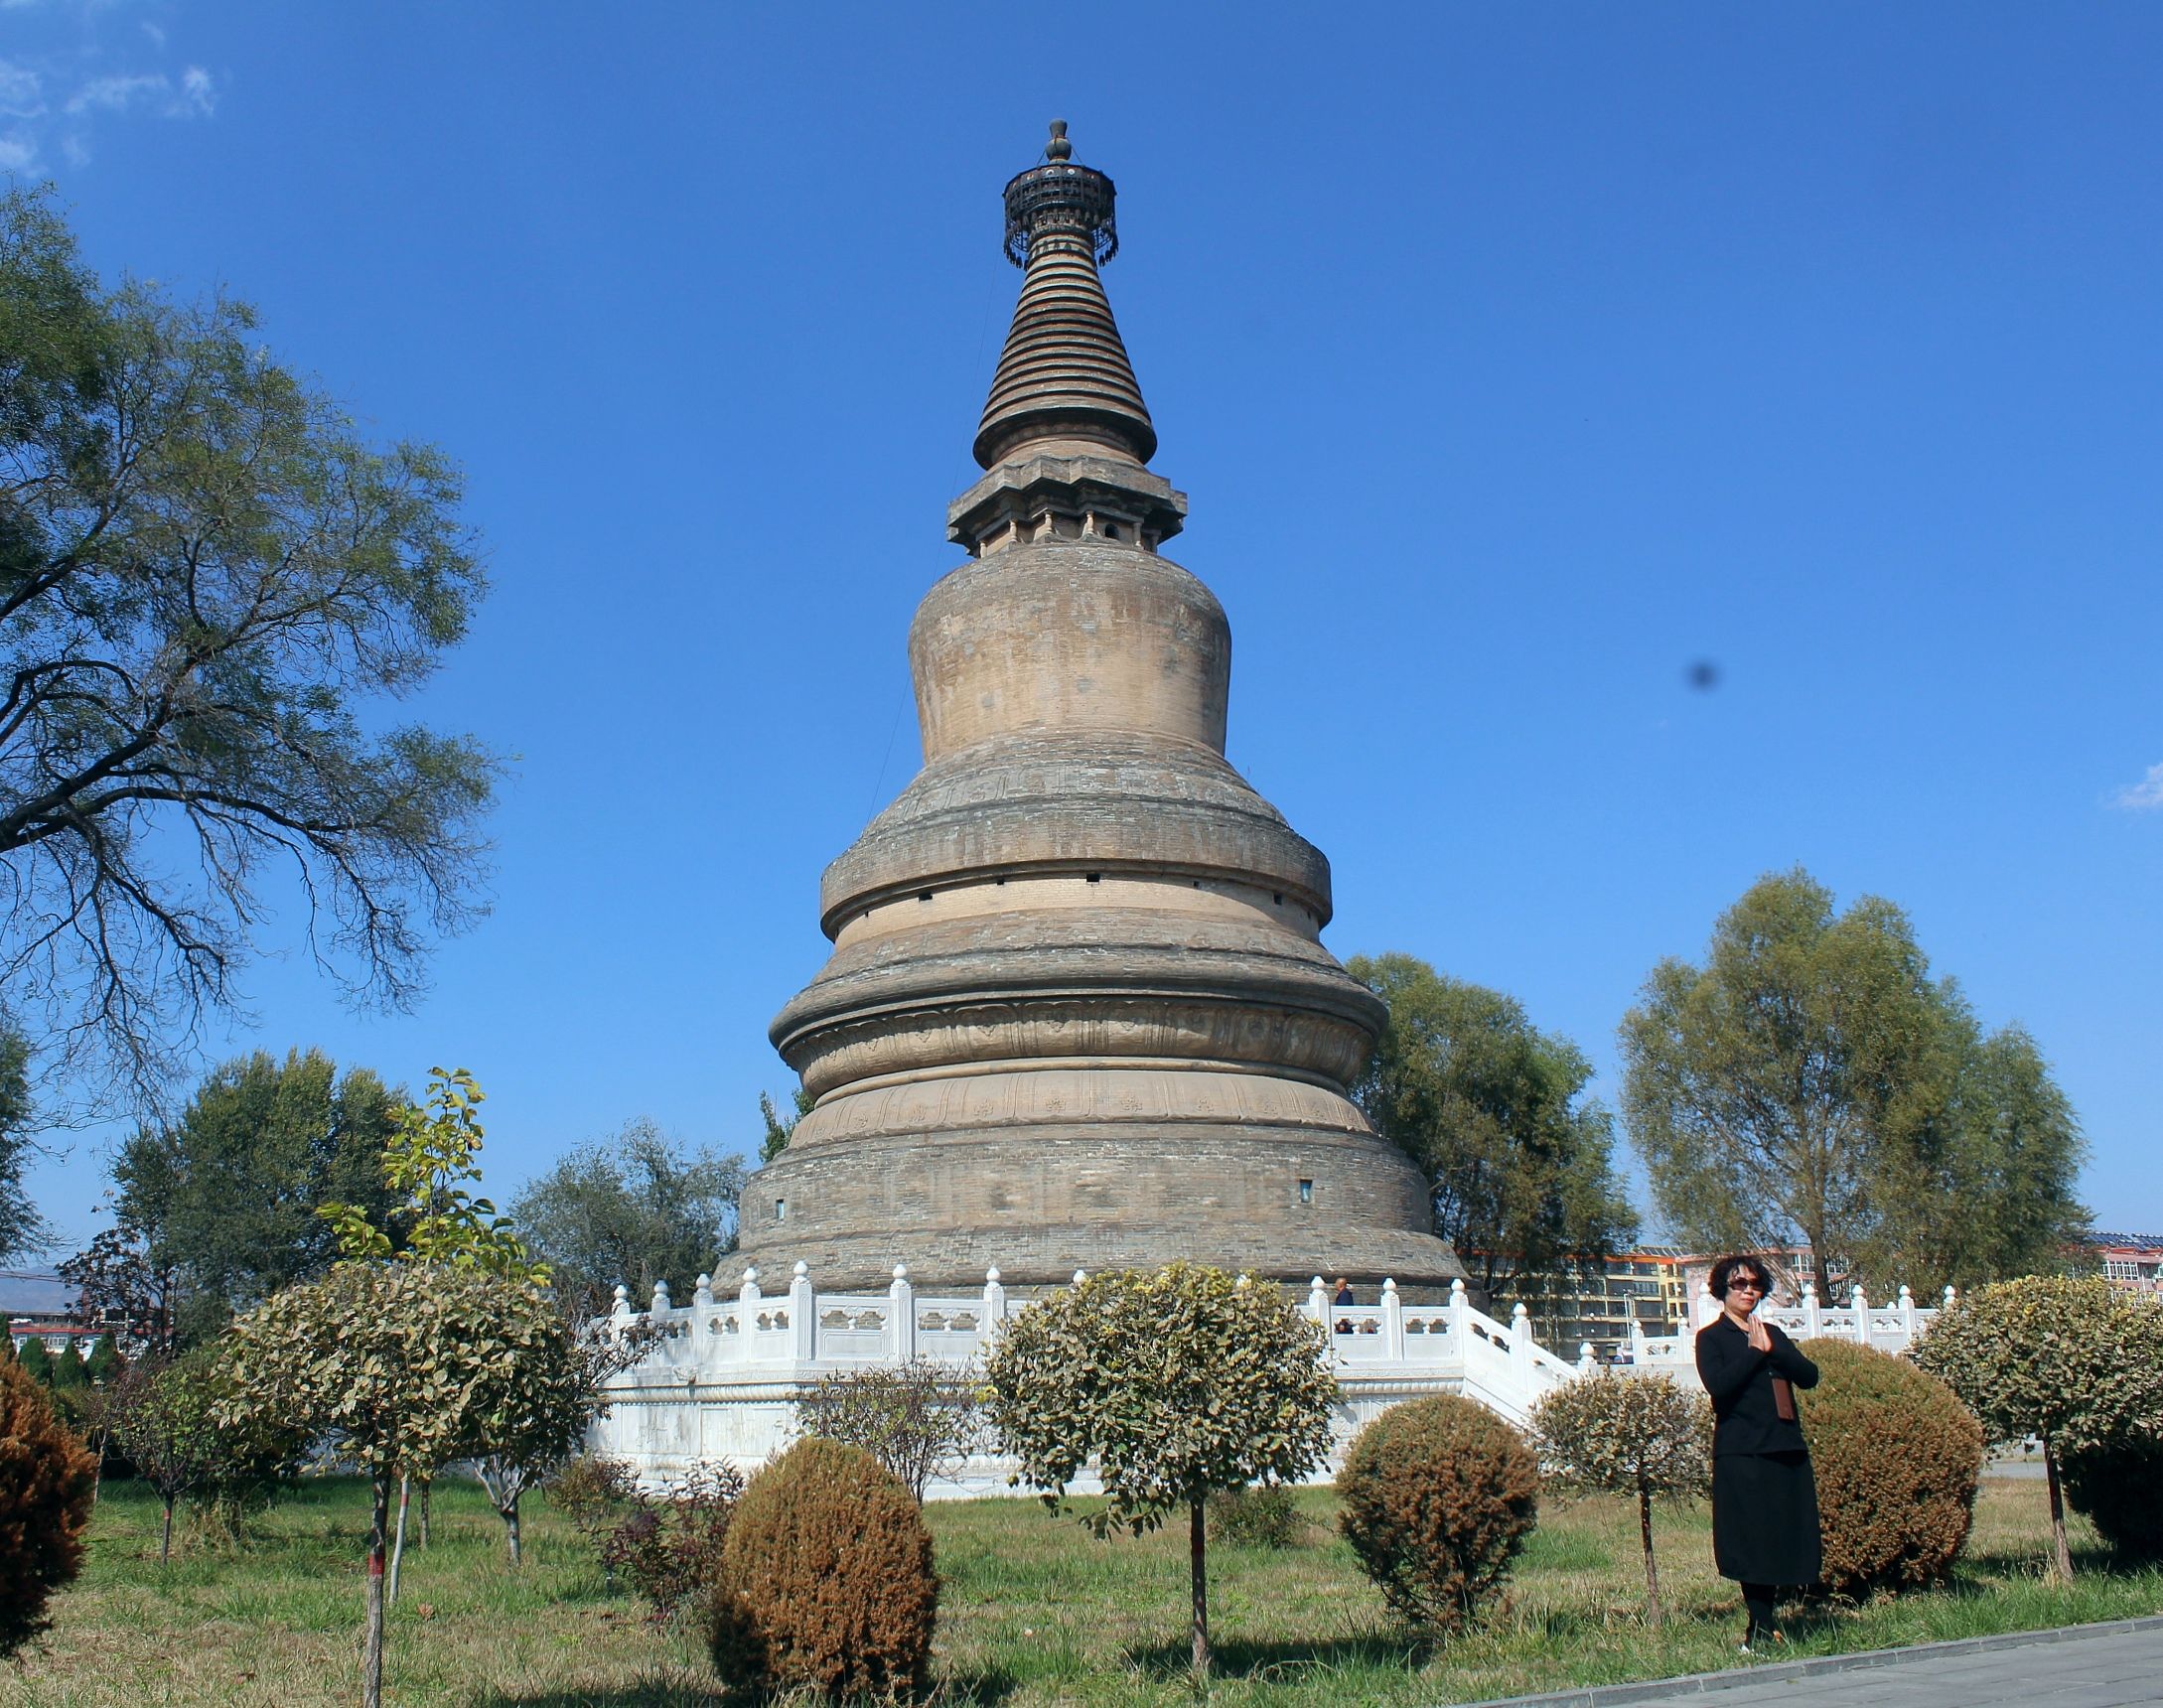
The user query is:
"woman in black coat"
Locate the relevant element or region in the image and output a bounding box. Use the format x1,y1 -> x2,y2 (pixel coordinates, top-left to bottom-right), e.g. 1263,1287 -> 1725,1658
1695,1254 -> 1820,1650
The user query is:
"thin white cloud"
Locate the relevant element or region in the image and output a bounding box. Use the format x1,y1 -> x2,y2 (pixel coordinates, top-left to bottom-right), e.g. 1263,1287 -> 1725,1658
0,58 -> 44,118
67,71 -> 168,114
0,16 -> 218,175
2111,763 -> 2163,812
63,66 -> 213,121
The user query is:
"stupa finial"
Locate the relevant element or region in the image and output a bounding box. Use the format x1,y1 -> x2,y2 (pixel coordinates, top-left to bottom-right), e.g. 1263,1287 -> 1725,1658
974,125 -> 1155,469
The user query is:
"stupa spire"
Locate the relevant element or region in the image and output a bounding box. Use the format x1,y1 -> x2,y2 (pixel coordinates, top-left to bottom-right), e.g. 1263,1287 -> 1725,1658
973,121 -> 1157,470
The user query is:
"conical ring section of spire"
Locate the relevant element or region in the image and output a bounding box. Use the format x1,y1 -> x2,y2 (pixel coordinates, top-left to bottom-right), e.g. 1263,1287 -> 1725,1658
737,127 -> 1462,1295
974,120 -> 1155,469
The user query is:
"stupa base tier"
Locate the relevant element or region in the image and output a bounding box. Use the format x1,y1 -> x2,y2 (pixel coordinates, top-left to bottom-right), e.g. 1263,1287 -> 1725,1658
735,1114 -> 1463,1295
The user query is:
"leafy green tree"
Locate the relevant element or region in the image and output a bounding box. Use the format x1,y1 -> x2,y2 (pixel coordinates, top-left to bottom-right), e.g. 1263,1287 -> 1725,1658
1530,1372 -> 1711,1625
1914,1275 -> 2163,1581
757,1087 -> 813,1165
1348,954 -> 1637,1300
0,186 -> 497,1104
981,1263 -> 1338,1682
14,1336 -> 51,1383
0,1017 -> 46,1263
83,1333 -> 121,1386
221,1262 -> 572,1708
111,1356 -> 217,1563
1620,869 -> 2086,1297
1862,1018 -> 2091,1293
109,1049 -> 402,1345
508,1117 -> 745,1311
109,1349 -> 303,1562
317,1066 -> 554,1595
467,1290 -> 599,1567
48,1339 -> 87,1391
318,1066 -> 545,1284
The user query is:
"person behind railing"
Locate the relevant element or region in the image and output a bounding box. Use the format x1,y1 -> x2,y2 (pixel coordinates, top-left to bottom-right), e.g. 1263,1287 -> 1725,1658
1333,1276 -> 1355,1334
1696,1254 -> 1820,1653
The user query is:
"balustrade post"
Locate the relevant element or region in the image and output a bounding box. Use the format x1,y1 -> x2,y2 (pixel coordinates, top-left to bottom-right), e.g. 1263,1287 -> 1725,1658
790,1261 -> 815,1361
889,1265 -> 917,1361
1577,1342 -> 1596,1374
982,1266 -> 1007,1328
1381,1278 -> 1404,1359
1802,1281 -> 1821,1340
734,1267 -> 761,1363
1849,1282 -> 1870,1344
1695,1284 -> 1720,1329
648,1280 -> 672,1367
1307,1275 -> 1329,1328
691,1273 -> 714,1357
1898,1284 -> 1917,1347
1510,1302 -> 1533,1390
610,1283 -> 633,1343
1944,1284 -> 1958,1312
1630,1316 -> 1648,1365
1448,1277 -> 1469,1355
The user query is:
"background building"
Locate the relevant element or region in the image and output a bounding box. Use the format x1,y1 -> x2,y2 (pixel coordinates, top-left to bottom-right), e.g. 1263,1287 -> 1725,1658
2,1267 -> 87,1354
1473,1247 -> 1695,1361
2092,1231 -> 2163,1298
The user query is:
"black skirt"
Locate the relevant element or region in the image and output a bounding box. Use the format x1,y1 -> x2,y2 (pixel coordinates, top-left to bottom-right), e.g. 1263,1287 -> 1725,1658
1711,1450 -> 1822,1587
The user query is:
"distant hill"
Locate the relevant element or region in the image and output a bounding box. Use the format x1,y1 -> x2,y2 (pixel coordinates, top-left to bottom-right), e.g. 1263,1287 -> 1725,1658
0,1269 -> 72,1317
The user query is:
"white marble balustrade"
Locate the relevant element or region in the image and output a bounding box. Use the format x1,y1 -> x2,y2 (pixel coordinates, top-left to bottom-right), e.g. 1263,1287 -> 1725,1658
587,1262 -> 1947,1495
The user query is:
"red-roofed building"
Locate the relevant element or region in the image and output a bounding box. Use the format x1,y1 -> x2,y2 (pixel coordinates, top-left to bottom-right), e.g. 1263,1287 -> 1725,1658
2093,1232 -> 2163,1299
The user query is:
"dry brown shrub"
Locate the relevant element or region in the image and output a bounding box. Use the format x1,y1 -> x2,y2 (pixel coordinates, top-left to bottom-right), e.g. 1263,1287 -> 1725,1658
1336,1393 -> 1540,1632
1799,1337 -> 1984,1595
709,1436 -> 938,1700
0,1355 -> 99,1654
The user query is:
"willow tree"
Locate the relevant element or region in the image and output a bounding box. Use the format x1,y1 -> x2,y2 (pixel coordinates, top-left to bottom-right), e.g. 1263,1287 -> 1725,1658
1620,869 -> 2086,1296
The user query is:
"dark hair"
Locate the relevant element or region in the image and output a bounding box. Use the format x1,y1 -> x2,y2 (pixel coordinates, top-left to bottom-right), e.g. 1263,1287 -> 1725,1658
1708,1255 -> 1771,1300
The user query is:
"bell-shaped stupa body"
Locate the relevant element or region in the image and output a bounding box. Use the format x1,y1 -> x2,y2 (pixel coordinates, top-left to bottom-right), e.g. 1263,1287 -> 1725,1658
738,128 -> 1461,1294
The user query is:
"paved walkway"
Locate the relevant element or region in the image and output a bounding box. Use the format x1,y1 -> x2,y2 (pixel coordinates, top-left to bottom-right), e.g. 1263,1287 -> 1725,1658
1459,1616 -> 2163,1707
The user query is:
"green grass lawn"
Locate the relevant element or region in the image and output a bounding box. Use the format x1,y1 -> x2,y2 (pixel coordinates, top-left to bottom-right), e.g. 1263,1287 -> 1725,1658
6,1473 -> 2159,1706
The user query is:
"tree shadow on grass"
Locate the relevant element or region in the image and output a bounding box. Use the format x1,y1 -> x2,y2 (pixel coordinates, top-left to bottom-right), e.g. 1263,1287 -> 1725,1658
476,1664 -> 1020,1708
1122,1632 -> 1431,1684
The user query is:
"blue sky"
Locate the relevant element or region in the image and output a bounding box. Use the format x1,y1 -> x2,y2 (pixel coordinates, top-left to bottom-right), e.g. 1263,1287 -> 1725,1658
5,2 -> 2159,1256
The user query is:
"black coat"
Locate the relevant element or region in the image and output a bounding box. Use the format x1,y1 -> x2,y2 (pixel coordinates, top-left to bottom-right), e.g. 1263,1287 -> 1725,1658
1696,1315 -> 1818,1457
1697,1313 -> 1823,1587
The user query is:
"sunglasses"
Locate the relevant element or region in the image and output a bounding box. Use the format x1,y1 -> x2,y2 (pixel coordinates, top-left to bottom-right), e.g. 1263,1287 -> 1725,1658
1728,1279 -> 1767,1294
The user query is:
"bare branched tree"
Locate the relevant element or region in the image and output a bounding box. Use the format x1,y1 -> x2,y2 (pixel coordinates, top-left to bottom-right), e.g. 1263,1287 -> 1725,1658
0,187 -> 498,1106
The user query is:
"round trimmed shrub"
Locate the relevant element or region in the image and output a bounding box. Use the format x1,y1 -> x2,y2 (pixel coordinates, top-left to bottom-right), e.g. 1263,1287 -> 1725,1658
2060,1437 -> 2163,1560
1336,1393 -> 1539,1632
709,1437 -> 938,1700
1797,1339 -> 1983,1594
1,1355 -> 99,1654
